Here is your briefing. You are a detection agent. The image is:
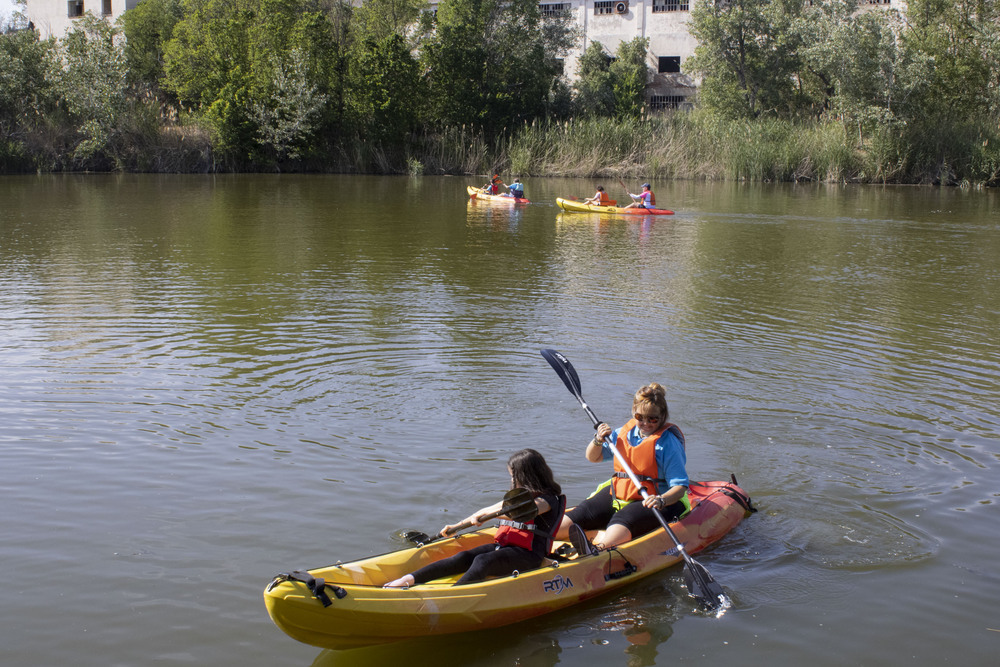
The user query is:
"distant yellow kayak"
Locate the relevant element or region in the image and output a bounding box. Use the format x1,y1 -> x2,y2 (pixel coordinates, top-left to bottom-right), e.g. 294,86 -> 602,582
263,478 -> 754,650
468,185 -> 530,203
557,197 -> 674,215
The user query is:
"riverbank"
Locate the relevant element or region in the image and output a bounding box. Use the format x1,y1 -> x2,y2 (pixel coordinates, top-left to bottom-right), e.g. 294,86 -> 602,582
3,112 -> 998,187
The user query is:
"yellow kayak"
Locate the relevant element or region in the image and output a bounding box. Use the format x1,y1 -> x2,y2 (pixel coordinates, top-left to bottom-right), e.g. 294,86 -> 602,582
468,185 -> 530,203
556,197 -> 674,215
263,479 -> 754,650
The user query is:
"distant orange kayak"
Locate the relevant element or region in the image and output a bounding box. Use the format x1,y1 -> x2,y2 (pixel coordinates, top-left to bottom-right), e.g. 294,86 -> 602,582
263,478 -> 754,650
557,197 -> 674,215
468,186 -> 530,203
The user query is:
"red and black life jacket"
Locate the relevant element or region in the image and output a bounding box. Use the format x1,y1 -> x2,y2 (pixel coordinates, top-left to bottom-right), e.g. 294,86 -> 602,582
494,494 -> 566,553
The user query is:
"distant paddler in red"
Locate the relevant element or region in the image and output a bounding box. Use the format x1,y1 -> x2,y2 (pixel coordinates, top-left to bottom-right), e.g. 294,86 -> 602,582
481,174 -> 504,195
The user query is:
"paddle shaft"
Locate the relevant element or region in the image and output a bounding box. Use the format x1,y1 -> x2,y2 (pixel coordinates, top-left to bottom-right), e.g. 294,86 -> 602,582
443,498 -> 533,536
618,177 -> 635,200
407,488 -> 537,545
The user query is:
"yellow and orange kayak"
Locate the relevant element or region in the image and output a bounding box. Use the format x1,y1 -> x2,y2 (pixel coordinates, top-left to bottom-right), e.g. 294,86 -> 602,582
263,478 -> 754,650
556,197 -> 674,215
468,186 -> 530,203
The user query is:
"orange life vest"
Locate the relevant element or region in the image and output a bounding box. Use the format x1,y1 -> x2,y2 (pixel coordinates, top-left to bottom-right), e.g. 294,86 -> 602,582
611,418 -> 685,501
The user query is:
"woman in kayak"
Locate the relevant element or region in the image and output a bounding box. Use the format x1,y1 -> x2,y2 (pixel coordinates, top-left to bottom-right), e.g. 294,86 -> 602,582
557,382 -> 688,553
624,183 -> 655,209
384,448 -> 565,587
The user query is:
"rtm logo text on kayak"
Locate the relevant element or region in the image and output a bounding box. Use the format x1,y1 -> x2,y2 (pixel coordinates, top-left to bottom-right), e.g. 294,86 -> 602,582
542,575 -> 574,594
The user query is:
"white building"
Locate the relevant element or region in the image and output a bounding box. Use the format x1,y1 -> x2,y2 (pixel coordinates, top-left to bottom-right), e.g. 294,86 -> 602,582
24,0 -> 137,37
538,0 -> 699,109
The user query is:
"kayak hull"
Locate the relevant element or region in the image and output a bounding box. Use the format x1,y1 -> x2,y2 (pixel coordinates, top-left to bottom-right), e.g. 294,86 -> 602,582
556,197 -> 674,215
468,186 -> 530,204
264,479 -> 753,650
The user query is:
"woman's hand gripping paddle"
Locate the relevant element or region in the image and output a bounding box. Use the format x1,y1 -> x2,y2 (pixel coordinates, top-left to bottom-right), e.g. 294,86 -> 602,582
404,488 -> 537,546
539,348 -> 730,613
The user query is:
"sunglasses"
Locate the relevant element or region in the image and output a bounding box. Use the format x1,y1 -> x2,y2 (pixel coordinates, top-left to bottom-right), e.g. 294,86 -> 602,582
634,413 -> 661,423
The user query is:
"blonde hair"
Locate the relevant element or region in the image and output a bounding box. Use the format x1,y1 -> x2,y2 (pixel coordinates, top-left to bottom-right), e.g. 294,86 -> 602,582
632,383 -> 668,420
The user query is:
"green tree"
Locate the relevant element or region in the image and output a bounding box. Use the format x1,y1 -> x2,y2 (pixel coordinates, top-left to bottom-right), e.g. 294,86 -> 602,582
421,0 -> 573,132
687,0 -> 803,118
52,14 -> 132,162
904,0 -> 1000,122
118,0 -> 184,92
0,26 -> 58,169
795,1 -> 928,140
346,34 -> 423,145
0,26 -> 57,133
573,41 -> 614,116
609,36 -> 649,119
162,0 -> 349,161
346,0 -> 427,145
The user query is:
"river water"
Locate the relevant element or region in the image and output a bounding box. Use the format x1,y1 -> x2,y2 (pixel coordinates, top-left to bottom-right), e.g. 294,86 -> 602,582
1,174 -> 998,666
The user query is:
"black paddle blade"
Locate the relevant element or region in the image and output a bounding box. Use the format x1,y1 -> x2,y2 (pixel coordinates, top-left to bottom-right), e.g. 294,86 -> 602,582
683,559 -> 729,611
504,495 -> 539,523
402,530 -> 433,545
540,349 -> 582,398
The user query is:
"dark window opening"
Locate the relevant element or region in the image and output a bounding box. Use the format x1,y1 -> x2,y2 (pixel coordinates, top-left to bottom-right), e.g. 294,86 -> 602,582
658,56 -> 681,74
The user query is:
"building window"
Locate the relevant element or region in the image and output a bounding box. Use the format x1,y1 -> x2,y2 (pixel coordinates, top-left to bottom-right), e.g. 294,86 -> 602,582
102,0 -> 112,14
68,0 -> 84,17
540,2 -> 571,17
649,95 -> 686,111
658,56 -> 681,73
594,1 -> 615,15
652,0 -> 689,12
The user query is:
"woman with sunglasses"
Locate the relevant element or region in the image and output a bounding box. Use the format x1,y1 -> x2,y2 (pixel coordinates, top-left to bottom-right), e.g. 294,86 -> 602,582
556,383 -> 688,553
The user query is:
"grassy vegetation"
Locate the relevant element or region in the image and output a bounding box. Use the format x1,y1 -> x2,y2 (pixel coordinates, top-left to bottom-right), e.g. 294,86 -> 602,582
492,112 -> 1000,186
4,109 -> 999,186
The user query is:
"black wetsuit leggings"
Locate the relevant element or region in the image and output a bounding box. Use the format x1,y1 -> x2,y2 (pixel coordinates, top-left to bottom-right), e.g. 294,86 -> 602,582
411,543 -> 543,586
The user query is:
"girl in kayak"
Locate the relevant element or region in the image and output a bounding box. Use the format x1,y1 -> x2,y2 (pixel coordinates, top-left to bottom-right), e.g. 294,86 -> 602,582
384,448 -> 565,587
583,185 -> 610,205
624,183 -> 655,209
556,382 -> 688,552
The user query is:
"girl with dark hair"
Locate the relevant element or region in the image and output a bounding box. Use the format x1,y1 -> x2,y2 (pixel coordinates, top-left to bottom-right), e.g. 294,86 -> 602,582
385,449 -> 565,587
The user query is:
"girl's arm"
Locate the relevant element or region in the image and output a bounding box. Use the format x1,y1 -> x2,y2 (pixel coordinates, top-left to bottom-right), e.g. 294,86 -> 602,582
441,499 -> 503,534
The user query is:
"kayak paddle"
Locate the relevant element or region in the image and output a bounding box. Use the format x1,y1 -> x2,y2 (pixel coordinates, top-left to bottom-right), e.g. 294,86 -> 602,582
540,348 -> 730,612
618,177 -> 635,201
404,487 -> 537,546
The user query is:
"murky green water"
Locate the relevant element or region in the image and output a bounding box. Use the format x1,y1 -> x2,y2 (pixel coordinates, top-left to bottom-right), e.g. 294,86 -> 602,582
2,174 -> 998,666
